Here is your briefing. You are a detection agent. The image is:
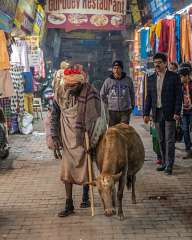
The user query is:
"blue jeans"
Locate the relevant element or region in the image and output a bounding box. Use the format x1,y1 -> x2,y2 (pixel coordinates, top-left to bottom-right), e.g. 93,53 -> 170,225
182,113 -> 192,150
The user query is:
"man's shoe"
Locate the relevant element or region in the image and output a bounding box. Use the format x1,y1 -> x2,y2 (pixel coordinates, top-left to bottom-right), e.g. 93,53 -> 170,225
80,200 -> 91,208
58,199 -> 74,217
164,167 -> 172,175
182,150 -> 192,159
156,165 -> 166,171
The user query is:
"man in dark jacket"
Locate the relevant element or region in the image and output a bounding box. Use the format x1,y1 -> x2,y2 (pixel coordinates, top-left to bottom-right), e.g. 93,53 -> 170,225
144,52 -> 182,175
179,67 -> 192,159
100,60 -> 135,126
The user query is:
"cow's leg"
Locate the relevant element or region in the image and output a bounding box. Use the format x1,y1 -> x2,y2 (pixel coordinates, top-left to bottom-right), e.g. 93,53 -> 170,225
132,175 -> 136,204
117,173 -> 126,220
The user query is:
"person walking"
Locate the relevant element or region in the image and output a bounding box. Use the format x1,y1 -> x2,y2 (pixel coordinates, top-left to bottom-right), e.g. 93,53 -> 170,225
100,60 -> 135,126
144,52 -> 183,175
179,67 -> 192,159
51,65 -> 106,217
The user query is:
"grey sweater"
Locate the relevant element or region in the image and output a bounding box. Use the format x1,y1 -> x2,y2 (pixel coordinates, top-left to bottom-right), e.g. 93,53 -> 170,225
100,72 -> 135,112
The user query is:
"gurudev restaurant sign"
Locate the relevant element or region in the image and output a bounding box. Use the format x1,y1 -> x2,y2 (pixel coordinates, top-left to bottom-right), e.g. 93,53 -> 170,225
46,0 -> 127,30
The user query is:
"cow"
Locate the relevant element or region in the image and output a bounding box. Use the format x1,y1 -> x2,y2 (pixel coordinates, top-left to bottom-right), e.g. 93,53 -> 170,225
90,123 -> 145,220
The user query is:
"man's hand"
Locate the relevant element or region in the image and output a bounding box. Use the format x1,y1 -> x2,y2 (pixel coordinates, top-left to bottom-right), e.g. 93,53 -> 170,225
52,136 -> 62,159
173,114 -> 180,121
143,116 -> 150,124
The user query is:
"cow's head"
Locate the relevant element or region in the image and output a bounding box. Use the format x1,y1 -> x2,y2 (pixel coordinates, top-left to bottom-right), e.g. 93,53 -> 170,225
90,172 -> 122,217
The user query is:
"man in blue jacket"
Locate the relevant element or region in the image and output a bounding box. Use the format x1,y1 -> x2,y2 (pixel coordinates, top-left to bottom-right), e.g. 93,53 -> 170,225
100,60 -> 135,126
144,52 -> 182,175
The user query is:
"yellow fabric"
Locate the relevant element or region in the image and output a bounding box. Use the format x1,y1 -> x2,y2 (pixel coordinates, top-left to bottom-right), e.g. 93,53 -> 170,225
0,30 -> 10,70
24,93 -> 33,114
155,20 -> 162,39
149,24 -> 156,40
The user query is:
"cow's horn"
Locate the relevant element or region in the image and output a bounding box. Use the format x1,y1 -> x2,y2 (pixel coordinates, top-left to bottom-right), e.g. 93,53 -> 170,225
112,172 -> 122,182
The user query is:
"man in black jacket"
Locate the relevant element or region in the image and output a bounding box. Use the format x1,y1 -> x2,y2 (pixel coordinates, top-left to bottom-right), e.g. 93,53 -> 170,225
144,52 -> 182,175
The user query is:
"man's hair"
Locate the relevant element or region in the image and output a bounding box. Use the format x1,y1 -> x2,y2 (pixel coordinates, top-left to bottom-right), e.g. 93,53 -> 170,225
153,52 -> 167,62
179,62 -> 192,72
170,62 -> 178,69
178,67 -> 191,76
112,60 -> 123,69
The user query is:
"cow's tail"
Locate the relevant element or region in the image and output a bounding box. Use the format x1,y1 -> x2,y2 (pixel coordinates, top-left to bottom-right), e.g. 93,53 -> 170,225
126,175 -> 133,190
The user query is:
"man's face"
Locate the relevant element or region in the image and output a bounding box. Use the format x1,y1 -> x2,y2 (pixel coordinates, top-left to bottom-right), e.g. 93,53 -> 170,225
180,75 -> 189,84
169,64 -> 178,73
154,58 -> 167,74
112,65 -> 122,79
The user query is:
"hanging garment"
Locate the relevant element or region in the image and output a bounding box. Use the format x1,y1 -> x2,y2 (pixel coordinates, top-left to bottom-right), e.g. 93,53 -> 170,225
180,13 -> 191,62
175,14 -> 181,63
10,41 -> 30,72
187,12 -> 192,62
0,97 -> 12,130
10,65 -> 24,113
140,29 -> 148,59
158,19 -> 170,53
0,70 -> 15,98
0,30 -> 10,70
168,19 -> 176,62
22,72 -> 33,93
150,24 -> 156,52
24,93 -> 33,114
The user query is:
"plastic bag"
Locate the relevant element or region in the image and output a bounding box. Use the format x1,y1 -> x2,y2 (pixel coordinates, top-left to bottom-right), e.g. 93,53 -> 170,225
19,112 -> 33,135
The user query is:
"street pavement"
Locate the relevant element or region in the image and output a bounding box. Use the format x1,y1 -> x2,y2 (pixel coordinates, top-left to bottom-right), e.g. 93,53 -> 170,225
0,117 -> 192,240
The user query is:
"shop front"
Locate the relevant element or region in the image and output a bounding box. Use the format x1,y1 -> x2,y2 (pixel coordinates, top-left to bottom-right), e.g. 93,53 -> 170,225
0,0 -> 46,134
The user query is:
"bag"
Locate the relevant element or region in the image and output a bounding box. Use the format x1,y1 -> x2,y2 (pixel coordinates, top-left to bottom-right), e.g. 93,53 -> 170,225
175,121 -> 184,142
150,125 -> 161,155
19,112 -> 33,135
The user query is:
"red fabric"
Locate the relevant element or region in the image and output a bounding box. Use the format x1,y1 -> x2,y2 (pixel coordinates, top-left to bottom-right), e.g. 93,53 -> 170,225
158,19 -> 170,53
64,68 -> 81,75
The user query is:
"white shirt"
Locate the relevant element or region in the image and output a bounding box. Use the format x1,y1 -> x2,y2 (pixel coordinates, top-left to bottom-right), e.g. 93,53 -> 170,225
156,71 -> 166,108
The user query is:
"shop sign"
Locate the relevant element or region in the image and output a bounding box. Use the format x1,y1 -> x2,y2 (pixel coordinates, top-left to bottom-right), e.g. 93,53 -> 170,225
148,0 -> 173,22
14,0 -> 36,34
46,0 -> 127,30
0,0 -> 18,18
0,10 -> 13,32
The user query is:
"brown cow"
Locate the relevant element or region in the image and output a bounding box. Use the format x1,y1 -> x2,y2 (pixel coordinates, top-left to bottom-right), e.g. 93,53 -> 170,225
91,123 -> 145,220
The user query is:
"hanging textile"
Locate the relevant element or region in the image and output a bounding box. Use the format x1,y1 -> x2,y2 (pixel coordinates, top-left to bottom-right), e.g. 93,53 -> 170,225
175,14 -> 181,63
180,12 -> 191,62
24,93 -> 33,114
22,72 -> 33,93
0,70 -> 15,98
0,97 -> 12,130
0,30 -> 10,70
168,19 -> 176,62
11,41 -> 30,72
10,65 -> 24,113
140,29 -> 149,59
158,19 -> 170,53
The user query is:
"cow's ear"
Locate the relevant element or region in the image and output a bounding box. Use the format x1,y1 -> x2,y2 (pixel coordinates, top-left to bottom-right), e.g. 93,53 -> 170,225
112,172 -> 122,182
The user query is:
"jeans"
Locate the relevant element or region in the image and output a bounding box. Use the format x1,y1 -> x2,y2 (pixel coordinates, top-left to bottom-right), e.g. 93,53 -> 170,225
182,113 -> 192,150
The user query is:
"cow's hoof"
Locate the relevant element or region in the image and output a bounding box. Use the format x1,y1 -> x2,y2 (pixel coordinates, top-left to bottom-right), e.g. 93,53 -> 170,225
104,208 -> 116,217
118,212 -> 125,221
132,199 -> 136,204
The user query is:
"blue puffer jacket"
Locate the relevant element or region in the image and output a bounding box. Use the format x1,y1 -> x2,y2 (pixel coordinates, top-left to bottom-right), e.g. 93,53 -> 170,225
100,72 -> 135,111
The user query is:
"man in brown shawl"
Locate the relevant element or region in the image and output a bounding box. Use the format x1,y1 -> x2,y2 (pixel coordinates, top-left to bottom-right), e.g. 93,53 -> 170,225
51,66 -> 104,217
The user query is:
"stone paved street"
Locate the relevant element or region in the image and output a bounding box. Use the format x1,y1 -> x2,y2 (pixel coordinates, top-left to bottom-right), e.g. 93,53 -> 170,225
0,117 -> 192,240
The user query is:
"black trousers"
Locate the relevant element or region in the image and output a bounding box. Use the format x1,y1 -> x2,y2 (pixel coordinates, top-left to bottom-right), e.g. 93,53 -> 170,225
109,110 -> 131,127
155,108 -> 176,168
